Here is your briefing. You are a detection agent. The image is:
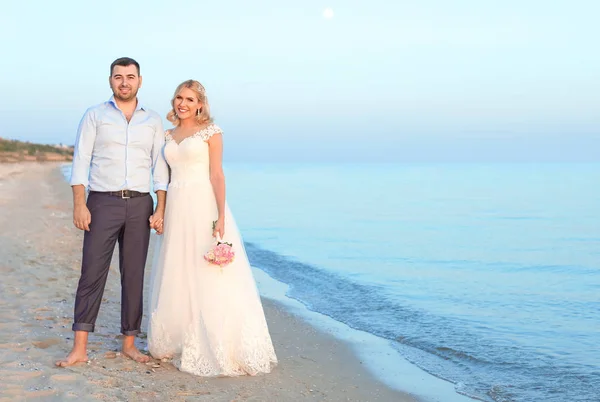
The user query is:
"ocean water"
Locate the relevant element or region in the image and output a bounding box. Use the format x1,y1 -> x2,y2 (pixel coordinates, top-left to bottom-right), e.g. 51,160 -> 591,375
62,163 -> 600,401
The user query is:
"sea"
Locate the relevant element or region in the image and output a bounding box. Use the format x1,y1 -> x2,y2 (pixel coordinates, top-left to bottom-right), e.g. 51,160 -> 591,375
62,162 -> 600,402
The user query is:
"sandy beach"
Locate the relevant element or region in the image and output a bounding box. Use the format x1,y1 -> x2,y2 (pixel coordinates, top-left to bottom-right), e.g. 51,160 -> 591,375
0,162 -> 414,402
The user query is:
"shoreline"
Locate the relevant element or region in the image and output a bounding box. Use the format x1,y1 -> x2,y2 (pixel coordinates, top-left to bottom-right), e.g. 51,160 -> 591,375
253,270 -> 476,402
0,162 -> 414,401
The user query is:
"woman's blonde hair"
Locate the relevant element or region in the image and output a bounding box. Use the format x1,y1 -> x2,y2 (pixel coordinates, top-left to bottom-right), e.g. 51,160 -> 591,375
166,80 -> 213,126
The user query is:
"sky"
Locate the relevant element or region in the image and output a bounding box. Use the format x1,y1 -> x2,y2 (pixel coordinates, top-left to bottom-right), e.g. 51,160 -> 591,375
0,0 -> 598,162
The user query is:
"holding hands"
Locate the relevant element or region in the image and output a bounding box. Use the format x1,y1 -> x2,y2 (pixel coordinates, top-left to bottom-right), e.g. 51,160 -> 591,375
149,209 -> 164,235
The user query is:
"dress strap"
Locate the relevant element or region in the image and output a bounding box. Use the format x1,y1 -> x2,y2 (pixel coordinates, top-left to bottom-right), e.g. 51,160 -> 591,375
195,124 -> 222,141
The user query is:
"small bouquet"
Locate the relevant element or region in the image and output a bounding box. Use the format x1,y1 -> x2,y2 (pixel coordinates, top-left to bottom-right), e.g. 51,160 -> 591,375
203,221 -> 235,271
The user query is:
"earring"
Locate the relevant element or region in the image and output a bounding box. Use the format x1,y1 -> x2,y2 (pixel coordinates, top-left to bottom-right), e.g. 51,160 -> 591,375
196,109 -> 201,116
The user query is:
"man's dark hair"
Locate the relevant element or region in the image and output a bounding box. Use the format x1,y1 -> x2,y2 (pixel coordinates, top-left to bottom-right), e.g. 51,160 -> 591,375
110,57 -> 140,76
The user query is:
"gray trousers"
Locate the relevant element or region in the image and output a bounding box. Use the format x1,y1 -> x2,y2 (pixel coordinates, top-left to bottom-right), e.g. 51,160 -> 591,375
72,191 -> 153,335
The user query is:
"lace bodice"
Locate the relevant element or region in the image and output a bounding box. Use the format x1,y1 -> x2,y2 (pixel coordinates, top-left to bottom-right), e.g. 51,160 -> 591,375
164,123 -> 222,185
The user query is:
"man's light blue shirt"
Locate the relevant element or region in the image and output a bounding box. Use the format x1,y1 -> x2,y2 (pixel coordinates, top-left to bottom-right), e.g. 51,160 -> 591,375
70,96 -> 169,193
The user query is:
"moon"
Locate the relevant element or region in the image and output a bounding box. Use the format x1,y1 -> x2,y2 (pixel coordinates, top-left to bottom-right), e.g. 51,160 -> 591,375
323,7 -> 334,19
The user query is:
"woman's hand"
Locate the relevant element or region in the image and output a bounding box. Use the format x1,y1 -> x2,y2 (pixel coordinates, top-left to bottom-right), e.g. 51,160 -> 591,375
213,218 -> 225,240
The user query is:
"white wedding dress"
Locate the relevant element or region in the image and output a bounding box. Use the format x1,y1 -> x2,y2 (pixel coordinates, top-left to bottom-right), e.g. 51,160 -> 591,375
147,124 -> 277,376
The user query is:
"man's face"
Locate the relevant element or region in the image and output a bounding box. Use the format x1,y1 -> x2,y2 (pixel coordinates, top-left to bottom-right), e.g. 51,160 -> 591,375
109,65 -> 142,102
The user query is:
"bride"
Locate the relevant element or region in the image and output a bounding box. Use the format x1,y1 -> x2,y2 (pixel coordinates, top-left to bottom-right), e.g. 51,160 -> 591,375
147,80 -> 277,376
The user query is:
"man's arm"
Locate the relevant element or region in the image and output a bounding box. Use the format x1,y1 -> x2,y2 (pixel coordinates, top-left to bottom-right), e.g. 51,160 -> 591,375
149,117 -> 169,233
70,109 -> 96,231
70,109 -> 96,189
151,117 -> 169,194
72,184 -> 91,231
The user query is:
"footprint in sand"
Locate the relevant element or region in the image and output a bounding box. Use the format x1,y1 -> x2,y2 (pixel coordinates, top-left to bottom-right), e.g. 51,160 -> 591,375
0,265 -> 14,273
0,322 -> 17,331
2,370 -> 43,380
31,338 -> 61,349
0,342 -> 22,350
104,351 -> 118,359
50,373 -> 78,382
1,388 -> 25,399
24,389 -> 57,399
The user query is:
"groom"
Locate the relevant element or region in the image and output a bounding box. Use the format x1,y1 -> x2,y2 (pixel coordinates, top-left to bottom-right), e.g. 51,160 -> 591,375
56,57 -> 169,366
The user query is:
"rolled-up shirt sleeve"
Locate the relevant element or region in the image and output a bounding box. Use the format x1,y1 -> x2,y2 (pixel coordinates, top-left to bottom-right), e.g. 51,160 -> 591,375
69,109 -> 96,188
151,118 -> 169,192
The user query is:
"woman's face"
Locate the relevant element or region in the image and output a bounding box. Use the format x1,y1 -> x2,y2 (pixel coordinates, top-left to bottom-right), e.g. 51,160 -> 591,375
174,87 -> 202,121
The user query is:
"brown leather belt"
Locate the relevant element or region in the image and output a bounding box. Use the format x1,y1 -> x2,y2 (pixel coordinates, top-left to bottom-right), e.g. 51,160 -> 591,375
91,190 -> 149,199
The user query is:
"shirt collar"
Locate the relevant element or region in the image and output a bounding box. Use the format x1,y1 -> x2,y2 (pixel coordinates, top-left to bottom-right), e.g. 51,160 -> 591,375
107,95 -> 146,111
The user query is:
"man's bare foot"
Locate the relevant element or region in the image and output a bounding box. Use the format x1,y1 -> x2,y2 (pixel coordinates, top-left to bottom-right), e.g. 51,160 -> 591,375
122,345 -> 150,363
55,350 -> 88,367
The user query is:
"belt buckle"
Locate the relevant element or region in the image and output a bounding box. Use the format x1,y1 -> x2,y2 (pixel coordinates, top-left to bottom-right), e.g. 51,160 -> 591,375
121,190 -> 131,199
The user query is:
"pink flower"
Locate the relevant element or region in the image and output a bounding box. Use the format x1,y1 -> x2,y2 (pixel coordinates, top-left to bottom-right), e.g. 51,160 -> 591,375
204,240 -> 235,271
